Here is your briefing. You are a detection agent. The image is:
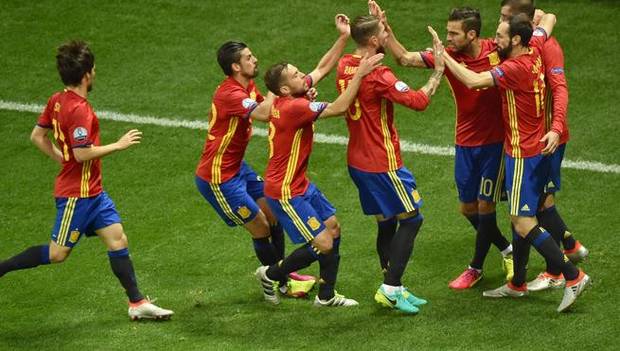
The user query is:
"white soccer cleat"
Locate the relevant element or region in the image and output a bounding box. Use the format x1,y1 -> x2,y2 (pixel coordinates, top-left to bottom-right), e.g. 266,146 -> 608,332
527,272 -> 565,291
128,298 -> 174,321
313,292 -> 359,307
255,266 -> 280,305
564,241 -> 589,264
557,271 -> 590,313
483,283 -> 528,298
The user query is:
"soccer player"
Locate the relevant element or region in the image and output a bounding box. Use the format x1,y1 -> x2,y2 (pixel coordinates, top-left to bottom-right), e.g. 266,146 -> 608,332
499,0 -> 589,292
255,14 -> 384,307
436,12 -> 591,312
0,40 -> 173,320
335,14 -> 444,313
368,1 -> 514,290
195,41 -> 316,298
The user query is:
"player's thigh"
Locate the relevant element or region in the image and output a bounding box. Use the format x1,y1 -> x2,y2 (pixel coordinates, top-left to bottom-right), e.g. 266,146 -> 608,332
195,174 -> 261,228
505,154 -> 548,218
454,145 -> 480,204
477,143 -> 505,204
266,195 -> 326,247
50,196 -> 94,249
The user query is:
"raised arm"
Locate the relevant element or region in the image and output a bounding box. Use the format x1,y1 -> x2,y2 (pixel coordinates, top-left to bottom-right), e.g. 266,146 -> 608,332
31,126 -> 63,164
368,0 -> 426,68
442,51 -> 494,89
318,53 -> 384,118
307,14 -> 351,85
537,12 -> 556,37
419,27 -> 445,96
249,92 -> 276,122
73,129 -> 142,163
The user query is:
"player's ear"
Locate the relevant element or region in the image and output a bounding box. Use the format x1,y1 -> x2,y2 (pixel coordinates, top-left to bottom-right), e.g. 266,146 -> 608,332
467,29 -> 476,41
279,85 -> 290,96
231,62 -> 241,74
512,34 -> 522,47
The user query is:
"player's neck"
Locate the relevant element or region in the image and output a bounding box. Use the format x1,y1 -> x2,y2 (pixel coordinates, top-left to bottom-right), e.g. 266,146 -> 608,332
232,74 -> 251,89
509,45 -> 529,59
354,47 -> 377,57
66,85 -> 88,99
462,39 -> 481,58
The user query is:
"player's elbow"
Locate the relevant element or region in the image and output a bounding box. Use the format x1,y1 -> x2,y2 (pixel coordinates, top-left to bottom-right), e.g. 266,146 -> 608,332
72,149 -> 87,163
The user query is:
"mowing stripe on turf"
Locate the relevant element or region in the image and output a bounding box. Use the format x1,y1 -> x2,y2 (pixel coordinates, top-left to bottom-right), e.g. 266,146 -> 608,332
2,99 -> 619,175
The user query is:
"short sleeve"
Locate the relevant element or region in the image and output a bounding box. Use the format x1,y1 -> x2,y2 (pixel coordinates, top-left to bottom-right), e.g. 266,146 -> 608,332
290,99 -> 328,127
490,60 -> 523,91
67,105 -> 95,148
419,51 -> 435,68
529,27 -> 548,51
226,88 -> 260,119
374,68 -> 430,111
36,98 -> 54,128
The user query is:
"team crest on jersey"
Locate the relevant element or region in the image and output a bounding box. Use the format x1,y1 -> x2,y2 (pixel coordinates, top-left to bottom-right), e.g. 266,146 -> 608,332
395,81 -> 410,92
237,206 -> 251,219
309,102 -> 327,113
242,98 -> 258,110
69,230 -> 80,244
307,217 -> 321,231
488,52 -> 500,66
73,127 -> 88,141
54,102 -> 61,112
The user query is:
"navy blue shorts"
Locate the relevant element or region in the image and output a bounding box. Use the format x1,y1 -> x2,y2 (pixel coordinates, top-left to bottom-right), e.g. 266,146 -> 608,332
51,191 -> 121,248
348,166 -> 422,218
454,143 -> 504,203
266,183 -> 336,244
505,154 -> 550,217
195,161 -> 264,227
544,143 -> 565,194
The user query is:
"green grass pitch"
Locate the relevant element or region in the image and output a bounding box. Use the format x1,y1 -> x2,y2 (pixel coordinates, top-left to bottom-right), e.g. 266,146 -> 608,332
1,0 -> 619,350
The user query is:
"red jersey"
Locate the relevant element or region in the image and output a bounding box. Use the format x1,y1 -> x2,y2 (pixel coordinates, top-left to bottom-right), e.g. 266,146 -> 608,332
336,55 -> 429,173
490,28 -> 549,158
541,36 -> 569,145
420,39 -> 504,147
263,96 -> 327,200
37,90 -> 102,198
196,77 -> 263,184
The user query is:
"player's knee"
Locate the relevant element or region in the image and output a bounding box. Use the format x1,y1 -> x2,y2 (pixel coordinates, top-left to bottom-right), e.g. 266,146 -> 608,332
312,233 -> 333,254
107,233 -> 129,251
246,212 -> 270,239
478,200 -> 496,214
328,220 -> 341,239
49,246 -> 71,263
539,193 -> 555,211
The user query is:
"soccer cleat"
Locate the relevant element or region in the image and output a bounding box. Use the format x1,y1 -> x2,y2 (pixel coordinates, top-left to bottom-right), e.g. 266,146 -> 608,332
255,266 -> 280,305
313,292 -> 359,307
285,277 -> 316,298
564,241 -> 589,264
449,268 -> 482,289
128,298 -> 174,321
557,270 -> 590,313
402,288 -> 427,306
502,254 -> 514,282
374,286 -> 419,314
527,272 -> 565,291
482,282 -> 528,298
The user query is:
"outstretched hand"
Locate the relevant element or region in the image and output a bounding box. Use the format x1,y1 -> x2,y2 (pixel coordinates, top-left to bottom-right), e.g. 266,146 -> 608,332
357,53 -> 384,77
116,129 -> 142,150
368,0 -> 390,33
428,26 -> 445,69
335,14 -> 351,36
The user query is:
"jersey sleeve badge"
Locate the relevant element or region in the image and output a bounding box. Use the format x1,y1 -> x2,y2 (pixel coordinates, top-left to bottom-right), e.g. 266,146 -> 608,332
395,81 -> 410,92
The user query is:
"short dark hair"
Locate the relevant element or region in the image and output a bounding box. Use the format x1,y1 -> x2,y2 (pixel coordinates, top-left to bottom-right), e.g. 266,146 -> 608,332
502,0 -> 535,21
350,15 -> 380,46
264,62 -> 289,96
217,41 -> 247,76
448,7 -> 481,36
56,40 -> 95,86
509,13 -> 534,46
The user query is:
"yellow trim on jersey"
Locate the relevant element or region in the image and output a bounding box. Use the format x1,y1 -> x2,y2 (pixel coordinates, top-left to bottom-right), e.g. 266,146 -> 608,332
281,129 -> 303,201
380,99 -> 398,171
387,171 -> 415,213
493,153 -> 506,203
209,183 -> 244,225
280,200 -> 315,242
56,197 -> 77,246
506,90 -> 521,158
51,118 -> 70,161
211,117 -> 239,184
509,158 -> 524,216
80,160 -> 92,197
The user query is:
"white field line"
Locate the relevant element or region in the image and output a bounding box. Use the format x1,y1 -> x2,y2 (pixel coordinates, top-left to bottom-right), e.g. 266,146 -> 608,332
2,99 -> 618,174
